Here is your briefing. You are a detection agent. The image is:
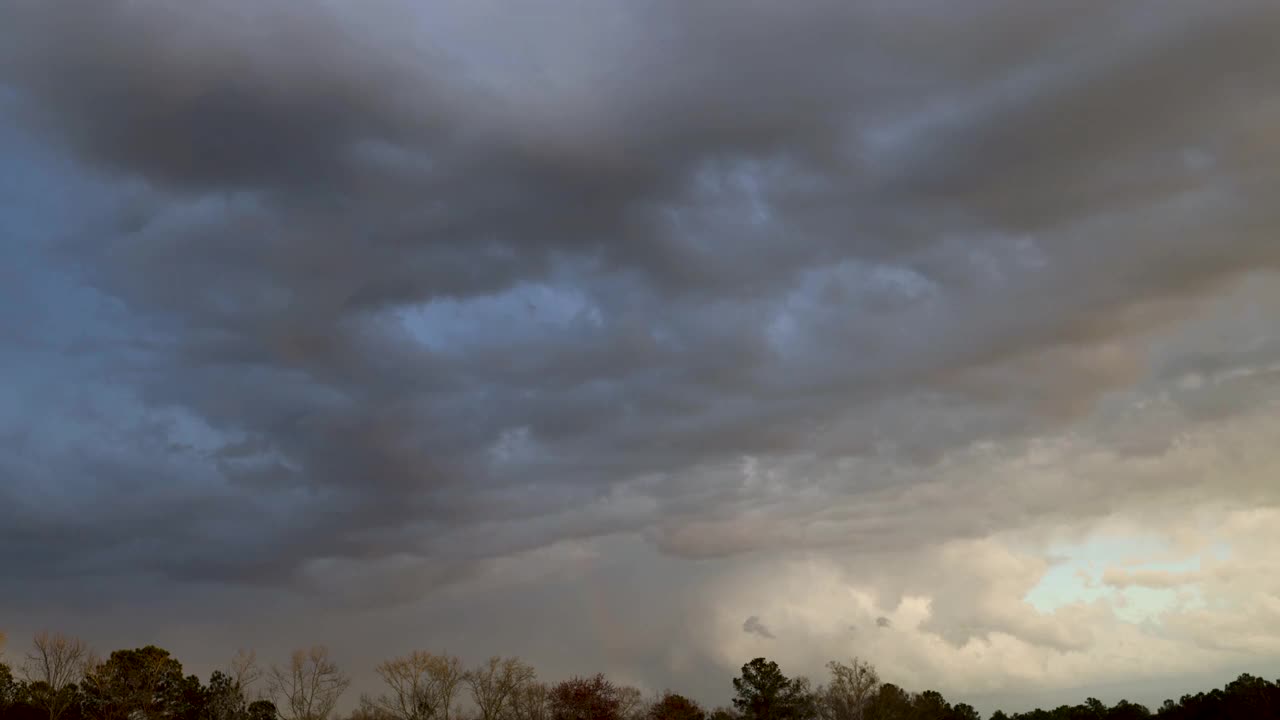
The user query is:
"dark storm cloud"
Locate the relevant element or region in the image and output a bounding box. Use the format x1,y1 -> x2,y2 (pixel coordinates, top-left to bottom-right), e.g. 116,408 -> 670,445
742,616 -> 776,640
2,0 -> 1280,601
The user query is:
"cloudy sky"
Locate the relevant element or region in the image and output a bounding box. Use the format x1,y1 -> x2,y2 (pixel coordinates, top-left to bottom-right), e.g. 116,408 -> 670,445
2,0 -> 1279,714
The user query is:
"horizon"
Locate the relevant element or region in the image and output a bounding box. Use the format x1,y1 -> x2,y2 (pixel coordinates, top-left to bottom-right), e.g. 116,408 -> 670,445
1,635 -> 1276,717
2,1 -> 1279,717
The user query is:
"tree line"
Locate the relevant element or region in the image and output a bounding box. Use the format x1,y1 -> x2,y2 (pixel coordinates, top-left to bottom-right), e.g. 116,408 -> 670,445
1,631 -> 1277,720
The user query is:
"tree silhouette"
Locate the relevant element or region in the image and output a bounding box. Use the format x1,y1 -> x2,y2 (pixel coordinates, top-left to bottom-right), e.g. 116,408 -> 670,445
0,631 -> 1278,720
548,675 -> 622,720
649,693 -> 705,720
731,659 -> 813,720
0,664 -> 21,716
80,646 -> 191,720
22,633 -> 88,720
266,647 -> 350,720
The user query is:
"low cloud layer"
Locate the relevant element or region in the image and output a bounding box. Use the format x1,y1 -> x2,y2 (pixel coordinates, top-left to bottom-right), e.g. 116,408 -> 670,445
743,617 -> 776,641
2,0 -> 1279,713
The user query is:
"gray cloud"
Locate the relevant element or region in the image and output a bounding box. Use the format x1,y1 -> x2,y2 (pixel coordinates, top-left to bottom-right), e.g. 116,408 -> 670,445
2,0 -> 1280,709
742,616 -> 776,640
0,0 -> 1277,589
2,0 -> 1279,589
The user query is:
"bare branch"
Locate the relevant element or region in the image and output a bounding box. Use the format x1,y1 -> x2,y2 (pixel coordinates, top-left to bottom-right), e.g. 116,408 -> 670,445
814,658 -> 879,720
268,646 -> 351,720
231,649 -> 264,701
510,682 -> 550,720
22,631 -> 90,720
465,657 -> 536,720
368,651 -> 464,720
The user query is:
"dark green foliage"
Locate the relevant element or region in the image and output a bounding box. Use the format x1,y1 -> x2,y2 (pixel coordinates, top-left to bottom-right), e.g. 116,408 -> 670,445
205,671 -> 249,720
0,645 -> 270,720
0,665 -> 22,714
25,679 -> 83,720
864,683 -> 911,720
0,664 -> 70,720
986,673 -> 1280,719
79,647 -> 196,720
1148,673 -> 1280,720
0,642 -> 276,720
649,694 -> 706,720
912,690 -> 951,719
731,659 -> 814,720
248,700 -> 279,720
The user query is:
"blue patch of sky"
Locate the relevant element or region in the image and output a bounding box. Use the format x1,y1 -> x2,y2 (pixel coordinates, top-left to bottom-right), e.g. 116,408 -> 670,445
1024,533 -> 1216,623
396,281 -> 603,352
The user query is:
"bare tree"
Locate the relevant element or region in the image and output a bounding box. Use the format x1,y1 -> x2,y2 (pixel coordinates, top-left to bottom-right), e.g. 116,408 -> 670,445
0,632 -> 15,716
369,651 -> 465,720
231,649 -> 264,699
616,687 -> 646,720
268,646 -> 351,720
371,653 -> 436,720
465,657 -> 535,720
431,654 -> 465,720
352,699 -> 400,720
207,649 -> 265,720
547,675 -> 624,720
510,682 -> 550,720
814,659 -> 879,720
22,631 -> 90,720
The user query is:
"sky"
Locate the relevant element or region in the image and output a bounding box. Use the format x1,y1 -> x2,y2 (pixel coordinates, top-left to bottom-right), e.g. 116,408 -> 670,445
1,0 -> 1279,715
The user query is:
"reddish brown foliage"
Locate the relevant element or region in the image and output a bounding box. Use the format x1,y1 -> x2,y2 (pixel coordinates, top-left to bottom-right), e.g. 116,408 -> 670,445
548,674 -> 622,720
